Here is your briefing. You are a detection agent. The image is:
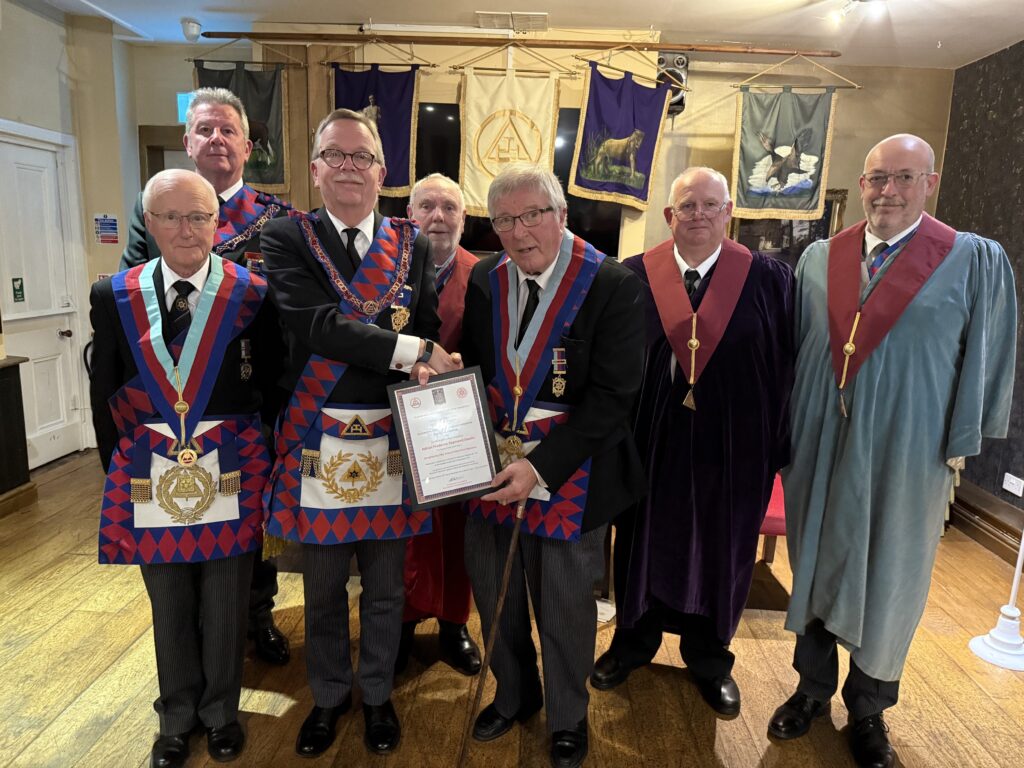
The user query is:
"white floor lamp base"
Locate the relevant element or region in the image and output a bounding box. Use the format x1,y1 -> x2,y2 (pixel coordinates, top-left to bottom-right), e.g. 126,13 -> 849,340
970,605 -> 1024,671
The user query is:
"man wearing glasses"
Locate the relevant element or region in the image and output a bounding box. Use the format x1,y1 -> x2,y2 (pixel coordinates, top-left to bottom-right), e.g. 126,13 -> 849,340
89,169 -> 280,768
259,109 -> 461,758
591,166 -> 794,717
460,164 -> 646,768
769,134 -> 1016,768
119,87 -> 294,669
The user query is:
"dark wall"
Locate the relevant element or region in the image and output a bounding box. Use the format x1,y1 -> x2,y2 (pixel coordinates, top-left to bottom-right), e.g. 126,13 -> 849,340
937,40 -> 1024,507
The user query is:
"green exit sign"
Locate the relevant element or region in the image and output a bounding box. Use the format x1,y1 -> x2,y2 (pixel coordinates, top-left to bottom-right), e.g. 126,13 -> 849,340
12,277 -> 24,303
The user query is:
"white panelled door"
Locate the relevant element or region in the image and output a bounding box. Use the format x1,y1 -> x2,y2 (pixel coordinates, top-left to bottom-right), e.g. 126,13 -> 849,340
0,137 -> 85,468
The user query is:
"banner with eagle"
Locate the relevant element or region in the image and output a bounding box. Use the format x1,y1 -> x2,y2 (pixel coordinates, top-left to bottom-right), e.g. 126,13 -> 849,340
333,64 -> 420,197
195,62 -> 289,193
730,86 -> 836,220
459,69 -> 559,218
568,61 -> 671,211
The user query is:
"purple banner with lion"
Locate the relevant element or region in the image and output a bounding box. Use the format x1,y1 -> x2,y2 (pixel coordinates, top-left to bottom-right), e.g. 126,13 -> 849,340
568,61 -> 671,211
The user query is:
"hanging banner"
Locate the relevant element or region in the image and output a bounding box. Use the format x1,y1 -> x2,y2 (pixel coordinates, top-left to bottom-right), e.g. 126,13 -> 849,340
730,86 -> 836,220
459,69 -> 559,217
568,62 -> 670,211
333,64 -> 420,197
195,62 -> 289,193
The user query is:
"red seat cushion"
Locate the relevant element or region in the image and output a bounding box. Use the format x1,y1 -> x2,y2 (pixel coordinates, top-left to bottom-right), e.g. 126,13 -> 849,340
761,475 -> 786,536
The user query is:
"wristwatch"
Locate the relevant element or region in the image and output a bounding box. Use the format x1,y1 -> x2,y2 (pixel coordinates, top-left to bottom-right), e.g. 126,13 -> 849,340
417,338 -> 435,364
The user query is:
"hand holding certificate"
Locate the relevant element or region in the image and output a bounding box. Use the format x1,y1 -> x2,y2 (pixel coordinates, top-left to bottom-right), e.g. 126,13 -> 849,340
388,367 -> 501,509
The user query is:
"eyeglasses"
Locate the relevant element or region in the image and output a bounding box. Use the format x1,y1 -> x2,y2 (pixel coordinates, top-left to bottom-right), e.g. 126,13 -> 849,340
491,207 -> 554,233
147,211 -> 218,229
671,201 -> 728,220
861,171 -> 932,188
318,149 -> 376,170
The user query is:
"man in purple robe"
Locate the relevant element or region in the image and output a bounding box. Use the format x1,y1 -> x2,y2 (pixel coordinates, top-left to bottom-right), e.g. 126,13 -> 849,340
591,166 -> 794,716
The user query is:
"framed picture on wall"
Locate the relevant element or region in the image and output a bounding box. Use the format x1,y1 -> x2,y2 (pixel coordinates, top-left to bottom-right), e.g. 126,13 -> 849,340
729,188 -> 848,270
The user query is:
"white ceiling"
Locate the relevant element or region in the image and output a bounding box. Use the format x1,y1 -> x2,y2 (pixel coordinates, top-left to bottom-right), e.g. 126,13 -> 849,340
33,0 -> 1024,69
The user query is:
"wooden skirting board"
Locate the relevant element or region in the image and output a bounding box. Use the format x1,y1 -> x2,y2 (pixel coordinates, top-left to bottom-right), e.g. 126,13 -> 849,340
951,479 -> 1024,565
0,481 -> 37,520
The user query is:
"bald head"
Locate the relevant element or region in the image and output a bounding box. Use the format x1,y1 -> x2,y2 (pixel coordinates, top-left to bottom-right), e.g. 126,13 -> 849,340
143,169 -> 219,277
667,166 -> 731,209
859,133 -> 940,241
664,166 -> 734,265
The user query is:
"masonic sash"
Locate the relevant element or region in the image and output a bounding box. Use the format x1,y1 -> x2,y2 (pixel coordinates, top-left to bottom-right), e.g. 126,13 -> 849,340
214,184 -> 290,259
264,214 -> 431,544
98,257 -> 269,564
644,238 -> 752,410
827,213 -> 956,416
465,231 -> 603,542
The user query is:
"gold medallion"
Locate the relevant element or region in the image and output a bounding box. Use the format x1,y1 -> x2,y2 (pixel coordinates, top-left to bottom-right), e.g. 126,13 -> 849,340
498,434 -> 526,467
155,465 -> 216,524
512,385 -> 523,397
364,300 -> 381,315
552,376 -> 566,398
687,338 -> 700,351
390,305 -> 410,332
682,389 -> 696,411
240,363 -> 253,381
177,448 -> 199,467
174,400 -> 190,415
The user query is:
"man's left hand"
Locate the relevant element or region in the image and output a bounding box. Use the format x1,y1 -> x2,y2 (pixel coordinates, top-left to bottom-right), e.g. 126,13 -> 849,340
481,460 -> 536,506
411,362 -> 438,385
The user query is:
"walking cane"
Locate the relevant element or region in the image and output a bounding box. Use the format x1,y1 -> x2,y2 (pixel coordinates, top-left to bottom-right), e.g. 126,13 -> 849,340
456,499 -> 528,767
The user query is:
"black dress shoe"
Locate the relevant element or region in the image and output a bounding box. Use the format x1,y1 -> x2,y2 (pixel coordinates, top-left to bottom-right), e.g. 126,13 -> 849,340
472,695 -> 544,742
395,620 -> 417,675
151,733 -> 190,768
768,692 -> 831,740
295,696 -> 352,758
694,674 -> 741,716
206,721 -> 245,762
849,713 -> 894,768
550,718 -> 588,768
250,622 -> 290,665
439,621 -> 482,676
363,700 -> 401,754
590,650 -> 635,691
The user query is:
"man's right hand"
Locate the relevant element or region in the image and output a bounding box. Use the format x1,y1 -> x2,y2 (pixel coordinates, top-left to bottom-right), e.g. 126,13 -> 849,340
427,343 -> 463,374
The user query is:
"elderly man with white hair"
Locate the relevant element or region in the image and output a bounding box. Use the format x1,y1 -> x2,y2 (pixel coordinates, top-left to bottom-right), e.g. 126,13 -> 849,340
592,166 -> 795,718
90,168 -> 280,767
460,163 -> 646,768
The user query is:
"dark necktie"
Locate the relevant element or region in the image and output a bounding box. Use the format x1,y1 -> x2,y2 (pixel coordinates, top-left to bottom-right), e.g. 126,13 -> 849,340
516,279 -> 540,348
867,241 -> 889,278
344,228 -> 362,272
684,268 -> 700,297
167,280 -> 195,346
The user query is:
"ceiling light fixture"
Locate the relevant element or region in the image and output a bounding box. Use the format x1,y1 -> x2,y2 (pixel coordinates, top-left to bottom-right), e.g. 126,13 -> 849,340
181,17 -> 202,43
830,0 -> 886,24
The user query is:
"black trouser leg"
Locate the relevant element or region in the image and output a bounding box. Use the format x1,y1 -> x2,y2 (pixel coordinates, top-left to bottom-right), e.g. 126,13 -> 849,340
248,546 -> 278,630
842,658 -> 900,721
676,612 -> 734,681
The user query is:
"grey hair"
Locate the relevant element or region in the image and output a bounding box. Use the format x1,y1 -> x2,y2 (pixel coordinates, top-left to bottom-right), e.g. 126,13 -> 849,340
142,168 -> 217,212
667,167 -> 731,207
310,108 -> 386,167
487,163 -> 567,219
410,173 -> 464,208
185,87 -> 249,138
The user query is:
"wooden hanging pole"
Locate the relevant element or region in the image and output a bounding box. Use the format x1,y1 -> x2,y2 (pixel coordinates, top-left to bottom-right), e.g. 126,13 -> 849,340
732,53 -> 861,89
203,31 -> 841,58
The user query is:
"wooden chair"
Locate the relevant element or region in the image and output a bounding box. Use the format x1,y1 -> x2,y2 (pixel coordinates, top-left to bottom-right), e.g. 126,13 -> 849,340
761,475 -> 786,565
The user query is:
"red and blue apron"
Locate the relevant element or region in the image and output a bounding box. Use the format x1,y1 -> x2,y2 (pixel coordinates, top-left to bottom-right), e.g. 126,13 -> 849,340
98,257 -> 269,564
466,232 -> 603,542
264,214 -> 431,545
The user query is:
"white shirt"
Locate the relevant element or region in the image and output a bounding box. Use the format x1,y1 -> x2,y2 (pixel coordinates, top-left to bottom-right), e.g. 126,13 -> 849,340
515,254 -> 559,326
218,178 -> 245,203
862,215 -> 922,286
669,242 -> 722,380
161,257 -> 210,314
325,208 -> 422,372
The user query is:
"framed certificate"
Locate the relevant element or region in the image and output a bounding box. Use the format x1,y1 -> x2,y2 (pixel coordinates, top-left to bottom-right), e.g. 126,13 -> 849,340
387,366 -> 501,510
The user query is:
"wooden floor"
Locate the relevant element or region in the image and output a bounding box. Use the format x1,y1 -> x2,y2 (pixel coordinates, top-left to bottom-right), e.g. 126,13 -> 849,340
2,451 -> 1023,768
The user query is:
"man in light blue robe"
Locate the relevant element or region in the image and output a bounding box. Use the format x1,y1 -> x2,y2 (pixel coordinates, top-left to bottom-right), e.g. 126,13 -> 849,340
769,134 -> 1016,768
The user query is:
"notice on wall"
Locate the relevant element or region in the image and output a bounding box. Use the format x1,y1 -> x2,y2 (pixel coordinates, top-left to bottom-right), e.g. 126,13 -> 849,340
94,214 -> 119,245
12,277 -> 25,303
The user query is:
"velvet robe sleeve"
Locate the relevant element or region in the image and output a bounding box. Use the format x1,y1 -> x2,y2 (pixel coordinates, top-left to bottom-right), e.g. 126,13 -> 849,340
944,234 -> 1017,459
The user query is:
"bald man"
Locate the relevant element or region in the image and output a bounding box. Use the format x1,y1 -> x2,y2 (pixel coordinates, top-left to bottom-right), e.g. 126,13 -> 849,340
90,169 -> 280,767
769,134 -> 1017,768
592,167 -> 794,717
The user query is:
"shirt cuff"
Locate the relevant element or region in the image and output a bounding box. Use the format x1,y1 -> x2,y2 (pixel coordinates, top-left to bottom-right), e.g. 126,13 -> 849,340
390,334 -> 422,372
526,459 -> 547,489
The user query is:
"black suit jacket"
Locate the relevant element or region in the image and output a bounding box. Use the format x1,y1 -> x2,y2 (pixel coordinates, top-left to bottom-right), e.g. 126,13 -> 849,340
259,209 -> 440,404
460,250 -> 647,532
89,262 -> 279,469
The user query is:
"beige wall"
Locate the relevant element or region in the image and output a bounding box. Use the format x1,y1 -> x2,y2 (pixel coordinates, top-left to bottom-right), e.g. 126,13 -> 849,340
131,43 -> 198,127
0,0 -> 73,134
644,60 -> 954,249
66,15 -> 127,279
113,39 -> 140,221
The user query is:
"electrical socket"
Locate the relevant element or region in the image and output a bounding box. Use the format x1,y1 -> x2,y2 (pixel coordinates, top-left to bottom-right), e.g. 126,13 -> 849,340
1002,473 -> 1024,497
